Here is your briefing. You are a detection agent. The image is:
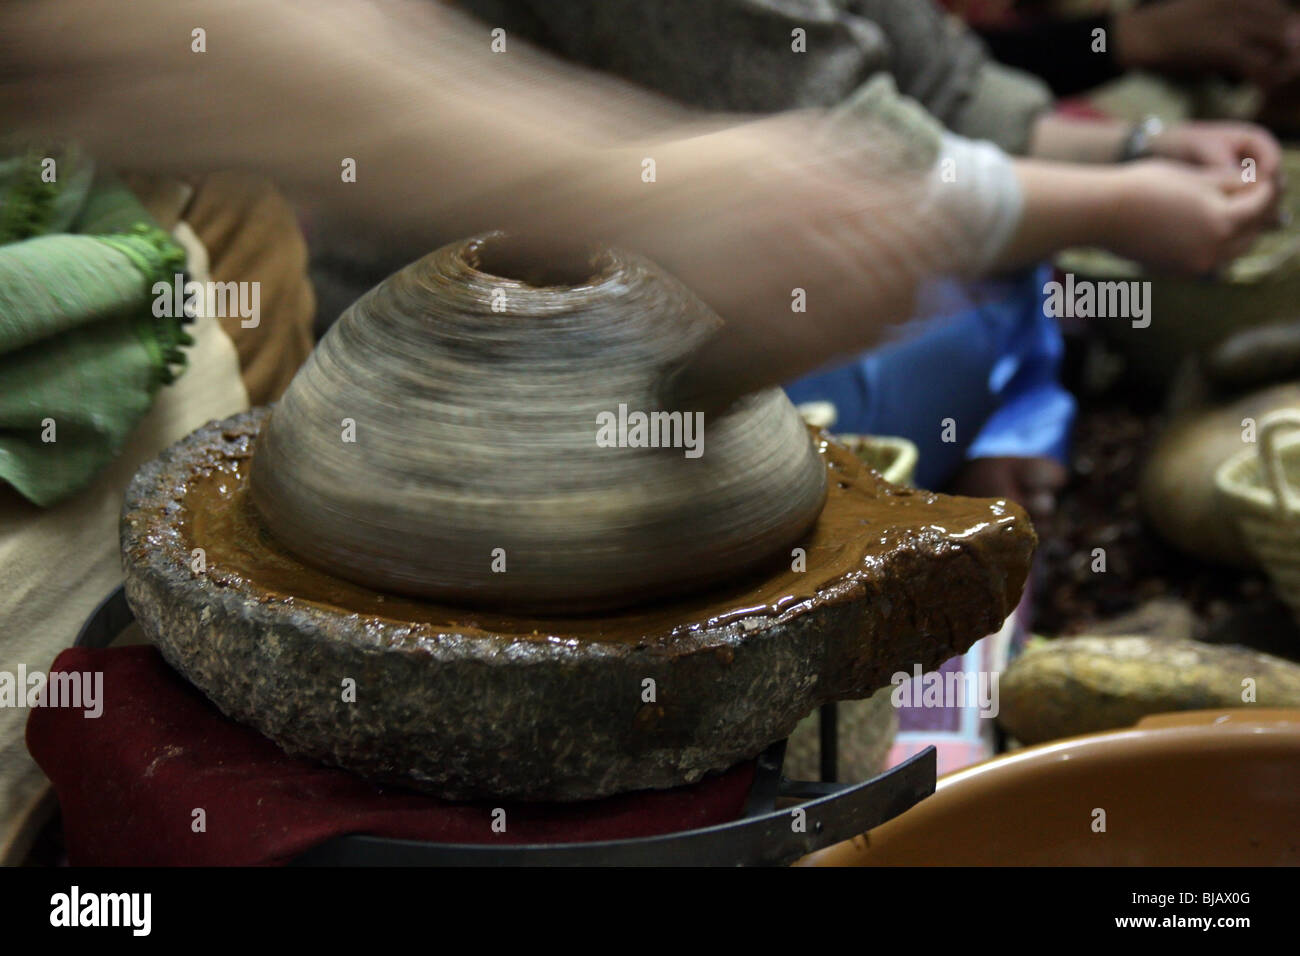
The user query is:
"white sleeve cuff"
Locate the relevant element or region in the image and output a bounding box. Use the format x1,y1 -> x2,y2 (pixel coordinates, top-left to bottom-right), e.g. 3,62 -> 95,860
926,132 -> 1024,275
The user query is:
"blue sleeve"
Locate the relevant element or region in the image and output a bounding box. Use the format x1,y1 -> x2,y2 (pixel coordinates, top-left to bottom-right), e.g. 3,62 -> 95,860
966,264 -> 1074,463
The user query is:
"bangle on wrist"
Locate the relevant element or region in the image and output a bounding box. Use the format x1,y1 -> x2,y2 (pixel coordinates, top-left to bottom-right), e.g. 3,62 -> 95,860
1118,115 -> 1164,162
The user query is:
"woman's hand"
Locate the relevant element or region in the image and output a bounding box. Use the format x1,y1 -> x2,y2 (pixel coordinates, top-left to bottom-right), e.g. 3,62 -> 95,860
1103,160 -> 1279,273
1149,121 -> 1284,189
1114,0 -> 1300,87
1000,158 -> 1278,275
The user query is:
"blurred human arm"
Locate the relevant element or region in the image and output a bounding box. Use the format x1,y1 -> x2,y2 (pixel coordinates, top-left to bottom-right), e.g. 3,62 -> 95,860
1113,0 -> 1300,88
0,0 -> 1278,406
0,0 -> 958,403
971,0 -> 1300,96
460,0 -> 1054,156
1029,114 -> 1283,185
996,159 -> 1278,275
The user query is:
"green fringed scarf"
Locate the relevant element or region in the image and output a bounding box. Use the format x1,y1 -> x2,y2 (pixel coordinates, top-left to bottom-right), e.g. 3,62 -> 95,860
0,147 -> 191,507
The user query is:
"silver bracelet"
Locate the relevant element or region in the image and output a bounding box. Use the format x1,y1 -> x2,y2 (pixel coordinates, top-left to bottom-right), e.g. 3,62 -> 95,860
1119,115 -> 1164,162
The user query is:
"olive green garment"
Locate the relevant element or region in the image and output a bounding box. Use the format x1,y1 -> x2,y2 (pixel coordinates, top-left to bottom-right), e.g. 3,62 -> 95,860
0,148 -> 189,507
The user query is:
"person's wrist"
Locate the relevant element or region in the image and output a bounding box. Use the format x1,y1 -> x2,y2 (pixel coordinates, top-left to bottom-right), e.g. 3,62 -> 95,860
1120,116 -> 1168,162
1145,127 -> 1174,160
1089,165 -> 1137,249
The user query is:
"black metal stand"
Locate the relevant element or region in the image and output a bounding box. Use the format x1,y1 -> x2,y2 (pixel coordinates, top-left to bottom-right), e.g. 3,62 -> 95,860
77,587 -> 935,866
819,702 -> 839,782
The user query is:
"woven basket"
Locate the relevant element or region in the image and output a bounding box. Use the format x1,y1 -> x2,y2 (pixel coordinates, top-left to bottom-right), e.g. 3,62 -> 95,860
832,433 -> 918,486
784,432 -> 918,781
1216,408 -> 1300,623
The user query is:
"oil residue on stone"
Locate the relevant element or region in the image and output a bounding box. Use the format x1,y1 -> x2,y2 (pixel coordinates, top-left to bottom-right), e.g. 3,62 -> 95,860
177,428 -> 1028,646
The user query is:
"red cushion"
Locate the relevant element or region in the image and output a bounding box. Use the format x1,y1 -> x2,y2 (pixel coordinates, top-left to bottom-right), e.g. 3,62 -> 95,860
27,646 -> 755,866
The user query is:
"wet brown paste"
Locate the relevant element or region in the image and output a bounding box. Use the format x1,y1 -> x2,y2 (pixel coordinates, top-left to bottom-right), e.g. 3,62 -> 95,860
177,429 -> 1025,646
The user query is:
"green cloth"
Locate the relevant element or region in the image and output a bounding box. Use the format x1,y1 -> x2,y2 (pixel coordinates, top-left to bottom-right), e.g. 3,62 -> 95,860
0,147 -> 189,507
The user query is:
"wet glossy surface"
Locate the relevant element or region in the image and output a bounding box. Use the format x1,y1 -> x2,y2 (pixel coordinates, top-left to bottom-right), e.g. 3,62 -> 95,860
178,424 -> 1025,646
798,710 -> 1300,866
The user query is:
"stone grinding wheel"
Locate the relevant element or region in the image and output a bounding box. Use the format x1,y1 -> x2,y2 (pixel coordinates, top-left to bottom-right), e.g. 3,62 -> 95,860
122,412 -> 1035,801
249,234 -> 828,613
121,236 -> 1037,800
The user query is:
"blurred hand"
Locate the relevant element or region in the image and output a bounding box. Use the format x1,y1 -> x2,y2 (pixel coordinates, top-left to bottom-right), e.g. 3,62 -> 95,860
1114,0 -> 1300,87
1102,160 -> 1279,273
1149,121 -> 1284,192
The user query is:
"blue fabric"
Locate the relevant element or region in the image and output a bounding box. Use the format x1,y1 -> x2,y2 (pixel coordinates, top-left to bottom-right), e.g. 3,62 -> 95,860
785,264 -> 1074,490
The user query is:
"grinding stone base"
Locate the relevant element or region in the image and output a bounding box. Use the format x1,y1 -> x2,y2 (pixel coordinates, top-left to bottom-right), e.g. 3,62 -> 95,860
121,411 -> 1031,801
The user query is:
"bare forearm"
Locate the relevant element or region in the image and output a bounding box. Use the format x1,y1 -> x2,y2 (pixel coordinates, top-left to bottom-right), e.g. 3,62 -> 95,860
1027,114 -> 1129,164
992,160 -> 1122,268
0,0 -> 690,254
4,1 -> 972,403
994,155 -> 1278,277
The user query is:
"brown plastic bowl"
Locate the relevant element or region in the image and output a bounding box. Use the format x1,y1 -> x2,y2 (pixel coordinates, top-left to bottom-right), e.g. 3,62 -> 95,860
798,709 -> 1300,866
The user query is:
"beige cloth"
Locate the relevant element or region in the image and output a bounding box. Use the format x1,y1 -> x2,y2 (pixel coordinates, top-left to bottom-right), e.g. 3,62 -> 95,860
185,172 -> 315,405
0,224 -> 249,864
123,170 -> 316,405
